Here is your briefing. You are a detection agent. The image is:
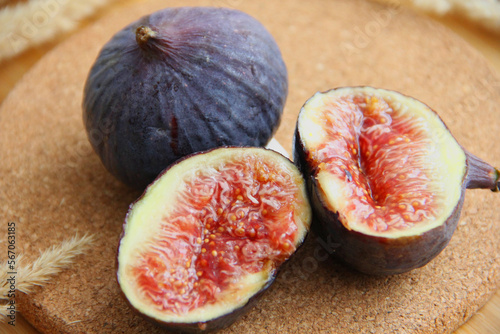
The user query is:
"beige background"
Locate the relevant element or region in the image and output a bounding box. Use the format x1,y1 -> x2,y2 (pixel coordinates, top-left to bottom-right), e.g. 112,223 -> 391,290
0,0 -> 499,333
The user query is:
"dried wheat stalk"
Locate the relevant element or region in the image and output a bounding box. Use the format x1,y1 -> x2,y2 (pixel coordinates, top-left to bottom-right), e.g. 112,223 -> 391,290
415,0 -> 500,32
0,0 -> 115,63
376,0 -> 500,34
0,233 -> 95,322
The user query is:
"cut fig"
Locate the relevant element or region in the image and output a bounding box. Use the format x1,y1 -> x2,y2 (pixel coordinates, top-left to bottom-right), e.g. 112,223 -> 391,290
83,7 -> 288,189
117,147 -> 311,332
294,86 -> 499,275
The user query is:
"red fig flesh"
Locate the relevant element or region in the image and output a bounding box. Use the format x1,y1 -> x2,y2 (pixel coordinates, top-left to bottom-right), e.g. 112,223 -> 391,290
117,147 -> 311,332
294,86 -> 499,275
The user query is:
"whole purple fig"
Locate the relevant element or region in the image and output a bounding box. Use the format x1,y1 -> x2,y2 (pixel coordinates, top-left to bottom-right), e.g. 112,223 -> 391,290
83,7 -> 288,189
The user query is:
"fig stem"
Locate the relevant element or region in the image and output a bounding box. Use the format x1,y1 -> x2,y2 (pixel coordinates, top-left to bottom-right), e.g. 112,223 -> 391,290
465,152 -> 500,192
136,25 -> 157,48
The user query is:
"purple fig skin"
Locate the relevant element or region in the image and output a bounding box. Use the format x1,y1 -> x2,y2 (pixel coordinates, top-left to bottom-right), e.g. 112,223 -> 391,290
83,7 -> 288,189
465,152 -> 500,192
116,146 -> 311,333
293,87 -> 500,275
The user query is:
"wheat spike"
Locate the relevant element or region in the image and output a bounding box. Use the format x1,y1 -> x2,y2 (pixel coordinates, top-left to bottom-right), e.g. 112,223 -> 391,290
374,0 -> 500,34
17,233 -> 95,294
413,0 -> 500,32
0,0 -> 115,63
0,233 -> 95,322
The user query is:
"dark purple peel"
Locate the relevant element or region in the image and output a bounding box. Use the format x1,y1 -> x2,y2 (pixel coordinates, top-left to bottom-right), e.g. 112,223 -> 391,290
465,151 -> 500,192
83,7 -> 288,189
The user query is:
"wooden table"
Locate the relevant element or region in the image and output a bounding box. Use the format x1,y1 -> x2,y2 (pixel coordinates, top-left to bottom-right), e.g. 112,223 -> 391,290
1,0 -> 499,333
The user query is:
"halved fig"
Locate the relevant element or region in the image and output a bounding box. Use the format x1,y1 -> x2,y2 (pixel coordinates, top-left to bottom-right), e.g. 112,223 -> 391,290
294,86 -> 499,275
117,147 -> 311,332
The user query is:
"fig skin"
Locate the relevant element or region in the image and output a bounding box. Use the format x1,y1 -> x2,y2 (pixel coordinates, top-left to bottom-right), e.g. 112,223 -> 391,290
294,87 -> 500,275
117,147 -> 311,332
83,7 -> 288,189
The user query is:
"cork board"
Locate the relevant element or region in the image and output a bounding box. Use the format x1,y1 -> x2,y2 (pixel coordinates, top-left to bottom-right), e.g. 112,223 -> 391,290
1,0 -> 499,333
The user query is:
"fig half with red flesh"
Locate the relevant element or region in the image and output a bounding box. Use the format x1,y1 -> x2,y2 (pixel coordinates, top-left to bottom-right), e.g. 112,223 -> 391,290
294,86 -> 499,275
117,147 -> 311,332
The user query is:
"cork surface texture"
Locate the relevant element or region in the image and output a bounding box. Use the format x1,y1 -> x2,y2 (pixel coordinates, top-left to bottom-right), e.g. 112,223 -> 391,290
1,0 -> 499,333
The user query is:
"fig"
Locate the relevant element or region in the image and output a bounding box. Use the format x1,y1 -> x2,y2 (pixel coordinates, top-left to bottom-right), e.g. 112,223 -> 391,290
294,86 -> 499,275
83,7 -> 288,189
117,147 -> 311,332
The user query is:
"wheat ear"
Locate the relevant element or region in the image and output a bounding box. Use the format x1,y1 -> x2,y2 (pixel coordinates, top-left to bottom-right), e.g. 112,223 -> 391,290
0,0 -> 115,63
0,233 -> 95,322
374,0 -> 500,34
